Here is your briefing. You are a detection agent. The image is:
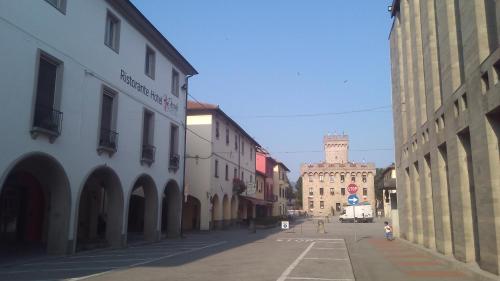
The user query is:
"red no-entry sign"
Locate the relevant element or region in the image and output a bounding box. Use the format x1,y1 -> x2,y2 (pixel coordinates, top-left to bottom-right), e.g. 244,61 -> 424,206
347,183 -> 358,194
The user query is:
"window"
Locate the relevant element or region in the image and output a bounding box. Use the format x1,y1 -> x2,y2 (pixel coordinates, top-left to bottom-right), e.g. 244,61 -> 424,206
319,188 -> 324,196
215,121 -> 220,139
32,51 -> 63,139
234,168 -> 237,179
308,176 -> 313,182
250,175 -> 253,182
330,188 -> 334,195
362,174 -> 367,183
319,175 -> 324,182
341,188 -> 345,195
145,46 -> 155,79
45,0 -> 66,13
241,171 -> 244,180
105,11 -> 120,52
320,201 -> 324,209
171,69 -> 179,97
225,164 -> 229,181
309,187 -> 313,196
351,176 -> 356,182
214,159 -> 219,178
340,175 -> 345,183
234,134 -> 238,150
226,128 -> 229,145
250,147 -> 253,160
169,124 -> 179,169
241,140 -> 245,155
98,87 -> 118,153
309,201 -> 314,208
363,188 -> 367,196
141,110 -> 155,165
330,175 -> 334,182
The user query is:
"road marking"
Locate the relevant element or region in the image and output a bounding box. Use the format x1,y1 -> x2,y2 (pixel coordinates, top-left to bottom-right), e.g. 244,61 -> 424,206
20,258 -> 149,266
286,277 -> 354,281
0,267 -> 120,274
276,242 -> 316,281
303,258 -> 348,261
311,247 -> 346,250
68,241 -> 227,281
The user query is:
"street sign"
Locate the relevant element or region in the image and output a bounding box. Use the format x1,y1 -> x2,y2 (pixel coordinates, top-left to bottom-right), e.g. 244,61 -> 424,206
348,194 -> 359,205
281,221 -> 289,230
347,183 -> 358,194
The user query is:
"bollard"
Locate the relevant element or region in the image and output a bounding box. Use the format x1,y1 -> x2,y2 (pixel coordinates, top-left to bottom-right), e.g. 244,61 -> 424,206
249,219 -> 256,233
317,219 -> 326,234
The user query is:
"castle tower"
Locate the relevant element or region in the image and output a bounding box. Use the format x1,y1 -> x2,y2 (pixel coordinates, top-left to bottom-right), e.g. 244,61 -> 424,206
324,134 -> 349,163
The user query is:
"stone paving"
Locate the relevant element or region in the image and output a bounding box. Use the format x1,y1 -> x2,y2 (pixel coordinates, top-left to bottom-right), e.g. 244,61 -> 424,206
0,218 -> 496,281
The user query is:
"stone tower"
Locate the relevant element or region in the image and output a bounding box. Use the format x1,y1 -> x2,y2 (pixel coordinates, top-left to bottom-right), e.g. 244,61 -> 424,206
324,134 -> 349,163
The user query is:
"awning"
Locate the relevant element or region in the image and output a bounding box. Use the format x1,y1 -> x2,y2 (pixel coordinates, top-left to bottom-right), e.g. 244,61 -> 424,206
240,196 -> 273,206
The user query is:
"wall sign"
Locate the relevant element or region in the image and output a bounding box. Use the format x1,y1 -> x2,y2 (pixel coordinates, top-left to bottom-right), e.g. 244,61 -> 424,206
120,69 -> 178,114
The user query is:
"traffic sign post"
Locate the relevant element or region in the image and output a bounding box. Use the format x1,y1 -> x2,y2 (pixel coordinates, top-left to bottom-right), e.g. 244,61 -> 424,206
281,221 -> 289,230
347,183 -> 358,194
348,194 -> 359,205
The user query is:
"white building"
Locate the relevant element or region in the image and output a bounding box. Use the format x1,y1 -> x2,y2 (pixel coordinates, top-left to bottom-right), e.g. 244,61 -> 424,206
0,0 -> 197,255
185,101 -> 259,231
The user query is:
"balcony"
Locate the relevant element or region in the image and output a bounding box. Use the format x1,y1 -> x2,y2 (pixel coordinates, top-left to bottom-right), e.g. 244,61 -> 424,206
30,105 -> 63,142
169,153 -> 180,171
141,144 -> 156,166
98,128 -> 118,155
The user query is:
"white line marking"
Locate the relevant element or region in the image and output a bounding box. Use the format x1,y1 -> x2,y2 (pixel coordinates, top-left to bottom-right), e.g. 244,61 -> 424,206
68,241 -> 227,281
278,238 -> 343,241
310,247 -> 346,250
286,277 -> 354,281
68,253 -> 172,259
276,242 -> 316,281
0,267 -> 120,274
303,258 -> 348,261
20,258 -> 149,266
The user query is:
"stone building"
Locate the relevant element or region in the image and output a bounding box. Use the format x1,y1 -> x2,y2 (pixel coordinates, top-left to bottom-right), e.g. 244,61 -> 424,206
0,0 -> 197,255
389,0 -> 500,275
300,134 -> 375,217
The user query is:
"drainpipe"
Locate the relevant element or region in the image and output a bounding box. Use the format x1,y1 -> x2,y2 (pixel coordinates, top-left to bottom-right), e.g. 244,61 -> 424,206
180,74 -> 193,238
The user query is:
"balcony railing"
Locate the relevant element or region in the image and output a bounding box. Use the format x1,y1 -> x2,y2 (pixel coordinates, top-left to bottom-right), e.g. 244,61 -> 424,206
169,153 -> 180,170
30,105 -> 63,142
98,128 -> 118,154
141,144 -> 156,166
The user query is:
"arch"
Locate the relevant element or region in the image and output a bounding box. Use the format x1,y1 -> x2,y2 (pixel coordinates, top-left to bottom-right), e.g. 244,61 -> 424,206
222,194 -> 230,228
182,195 -> 201,231
127,174 -> 158,243
230,195 -> 238,221
76,165 -> 123,251
0,152 -> 71,255
211,194 -> 221,229
161,180 -> 181,238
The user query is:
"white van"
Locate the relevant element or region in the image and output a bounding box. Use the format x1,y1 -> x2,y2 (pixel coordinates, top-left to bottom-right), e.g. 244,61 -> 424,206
339,204 -> 374,223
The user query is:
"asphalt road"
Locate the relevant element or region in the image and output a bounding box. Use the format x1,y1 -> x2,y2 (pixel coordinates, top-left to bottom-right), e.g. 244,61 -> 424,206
0,218 -> 486,281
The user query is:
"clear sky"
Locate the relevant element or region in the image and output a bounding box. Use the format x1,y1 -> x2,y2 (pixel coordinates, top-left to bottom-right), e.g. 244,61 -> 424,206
131,0 -> 396,181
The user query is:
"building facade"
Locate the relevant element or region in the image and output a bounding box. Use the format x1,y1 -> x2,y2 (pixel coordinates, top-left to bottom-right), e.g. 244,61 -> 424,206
256,148 -> 278,217
185,102 -> 258,230
301,135 -> 376,217
389,0 -> 500,275
273,162 -> 290,216
0,0 -> 197,255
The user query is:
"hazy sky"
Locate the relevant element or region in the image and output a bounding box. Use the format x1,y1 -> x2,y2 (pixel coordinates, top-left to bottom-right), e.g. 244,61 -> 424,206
131,0 -> 396,180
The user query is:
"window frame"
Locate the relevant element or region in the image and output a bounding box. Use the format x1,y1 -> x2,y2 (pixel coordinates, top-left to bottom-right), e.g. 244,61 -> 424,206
104,11 -> 121,53
97,85 -> 118,154
171,68 -> 180,97
145,45 -> 156,79
214,159 -> 219,178
30,49 -> 64,140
